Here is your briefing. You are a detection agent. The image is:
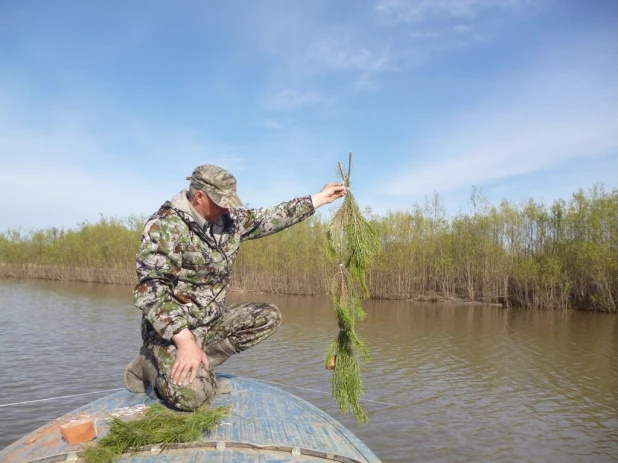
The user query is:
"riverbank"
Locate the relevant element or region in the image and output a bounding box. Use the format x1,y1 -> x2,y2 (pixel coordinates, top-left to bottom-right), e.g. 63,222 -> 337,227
0,263 -> 135,285
0,263 -> 504,306
1,186 -> 617,312
0,264 -> 546,309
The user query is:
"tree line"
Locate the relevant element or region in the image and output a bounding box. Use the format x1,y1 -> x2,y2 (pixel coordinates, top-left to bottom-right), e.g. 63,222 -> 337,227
1,185 -> 616,312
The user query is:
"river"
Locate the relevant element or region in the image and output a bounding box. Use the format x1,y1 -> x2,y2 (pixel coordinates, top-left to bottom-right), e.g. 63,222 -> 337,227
0,279 -> 616,462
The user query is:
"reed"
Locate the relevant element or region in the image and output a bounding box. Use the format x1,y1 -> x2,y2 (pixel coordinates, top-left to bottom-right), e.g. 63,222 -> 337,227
1,185 -> 616,312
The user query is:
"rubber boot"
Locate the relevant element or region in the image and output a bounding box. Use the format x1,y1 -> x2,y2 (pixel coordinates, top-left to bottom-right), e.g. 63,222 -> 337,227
123,348 -> 158,393
205,339 -> 238,367
205,339 -> 237,395
215,377 -> 232,395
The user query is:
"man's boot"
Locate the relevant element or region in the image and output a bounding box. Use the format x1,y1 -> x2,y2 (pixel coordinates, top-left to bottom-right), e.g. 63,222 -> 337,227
215,377 -> 233,395
123,348 -> 158,393
205,338 -> 238,367
205,339 -> 237,394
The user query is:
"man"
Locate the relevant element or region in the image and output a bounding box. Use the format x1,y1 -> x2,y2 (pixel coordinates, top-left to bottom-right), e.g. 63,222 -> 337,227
124,164 -> 346,411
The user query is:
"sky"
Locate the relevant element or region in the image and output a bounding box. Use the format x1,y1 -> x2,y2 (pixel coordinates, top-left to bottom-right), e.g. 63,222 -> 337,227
1,0 -> 617,230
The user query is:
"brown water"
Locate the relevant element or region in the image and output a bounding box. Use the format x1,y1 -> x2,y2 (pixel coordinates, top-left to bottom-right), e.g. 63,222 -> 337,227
0,279 -> 616,462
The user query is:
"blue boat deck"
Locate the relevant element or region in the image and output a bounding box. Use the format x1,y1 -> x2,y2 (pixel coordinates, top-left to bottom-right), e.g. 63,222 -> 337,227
0,375 -> 382,462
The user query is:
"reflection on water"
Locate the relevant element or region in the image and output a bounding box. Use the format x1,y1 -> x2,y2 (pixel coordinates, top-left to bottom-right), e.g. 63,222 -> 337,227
0,279 -> 616,462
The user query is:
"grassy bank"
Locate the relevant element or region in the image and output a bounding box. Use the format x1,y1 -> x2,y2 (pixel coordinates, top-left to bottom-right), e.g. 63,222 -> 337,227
1,186 -> 616,312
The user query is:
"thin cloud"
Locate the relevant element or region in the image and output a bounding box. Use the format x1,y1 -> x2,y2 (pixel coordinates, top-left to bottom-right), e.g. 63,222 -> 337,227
232,3 -> 398,92
256,119 -> 285,130
374,0 -> 538,23
0,90 -> 346,229
409,30 -> 442,39
370,0 -> 542,67
380,55 -> 618,198
0,101 -> 247,230
308,38 -> 394,73
454,24 -> 474,32
353,77 -> 379,92
261,89 -> 334,111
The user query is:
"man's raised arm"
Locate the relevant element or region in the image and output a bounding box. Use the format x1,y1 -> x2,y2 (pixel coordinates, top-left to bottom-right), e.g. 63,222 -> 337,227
238,183 -> 346,241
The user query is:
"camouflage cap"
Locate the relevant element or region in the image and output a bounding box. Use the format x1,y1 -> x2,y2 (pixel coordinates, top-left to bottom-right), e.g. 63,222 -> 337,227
186,165 -> 243,209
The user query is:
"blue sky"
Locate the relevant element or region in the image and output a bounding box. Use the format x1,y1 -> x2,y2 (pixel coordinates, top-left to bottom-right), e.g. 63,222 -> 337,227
1,0 -> 617,230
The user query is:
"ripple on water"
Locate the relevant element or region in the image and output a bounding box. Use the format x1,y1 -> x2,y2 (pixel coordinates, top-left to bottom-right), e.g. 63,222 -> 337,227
1,282 -> 617,463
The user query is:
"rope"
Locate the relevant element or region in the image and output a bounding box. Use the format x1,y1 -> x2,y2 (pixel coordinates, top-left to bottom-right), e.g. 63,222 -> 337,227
0,388 -> 125,408
0,378 -> 402,409
250,377 -> 400,407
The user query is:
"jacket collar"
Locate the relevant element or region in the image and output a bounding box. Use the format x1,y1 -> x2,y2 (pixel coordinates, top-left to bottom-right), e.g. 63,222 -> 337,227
164,190 -> 218,246
171,190 -> 206,228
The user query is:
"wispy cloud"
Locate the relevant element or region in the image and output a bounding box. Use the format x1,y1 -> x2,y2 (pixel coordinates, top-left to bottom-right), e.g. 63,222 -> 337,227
379,48 -> 618,200
374,0 -> 541,54
353,76 -> 379,93
256,119 -> 284,130
2,1 -> 615,229
303,35 -> 396,93
233,3 -> 399,93
0,97 -> 247,229
410,30 -> 442,40
375,0 -> 537,23
260,89 -> 334,110
0,86 -> 345,229
454,24 -> 474,33
308,38 -> 393,73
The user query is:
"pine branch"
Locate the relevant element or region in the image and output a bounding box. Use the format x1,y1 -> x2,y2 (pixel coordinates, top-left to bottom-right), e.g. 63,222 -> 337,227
82,403 -> 229,463
325,153 -> 381,423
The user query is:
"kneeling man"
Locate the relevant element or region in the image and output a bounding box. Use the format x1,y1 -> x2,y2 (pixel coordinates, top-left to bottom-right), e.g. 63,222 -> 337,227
124,164 -> 345,410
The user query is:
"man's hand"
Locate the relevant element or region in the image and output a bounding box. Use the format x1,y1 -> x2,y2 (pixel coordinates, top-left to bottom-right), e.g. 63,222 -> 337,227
311,183 -> 347,209
171,328 -> 210,386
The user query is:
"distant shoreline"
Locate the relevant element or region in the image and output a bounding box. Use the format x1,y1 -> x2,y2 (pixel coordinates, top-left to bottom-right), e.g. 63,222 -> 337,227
0,263 -> 547,309
1,186 -> 616,313
0,263 -> 504,306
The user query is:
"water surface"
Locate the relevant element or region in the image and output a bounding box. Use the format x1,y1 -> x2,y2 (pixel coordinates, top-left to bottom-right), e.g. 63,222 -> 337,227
0,279 -> 616,462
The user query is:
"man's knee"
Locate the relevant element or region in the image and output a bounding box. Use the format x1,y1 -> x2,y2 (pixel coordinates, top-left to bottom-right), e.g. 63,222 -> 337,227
249,302 -> 282,337
229,302 -> 282,351
154,365 -> 215,411
262,302 -> 282,327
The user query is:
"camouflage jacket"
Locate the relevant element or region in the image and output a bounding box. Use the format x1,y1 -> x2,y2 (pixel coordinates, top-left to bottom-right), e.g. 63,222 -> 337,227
134,191 -> 315,343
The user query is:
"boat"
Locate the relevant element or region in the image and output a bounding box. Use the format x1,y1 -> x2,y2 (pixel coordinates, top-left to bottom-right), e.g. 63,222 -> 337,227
0,374 -> 382,462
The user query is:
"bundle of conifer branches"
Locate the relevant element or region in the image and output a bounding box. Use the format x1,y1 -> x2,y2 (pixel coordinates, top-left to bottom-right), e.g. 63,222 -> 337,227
325,153 -> 381,423
83,403 -> 229,463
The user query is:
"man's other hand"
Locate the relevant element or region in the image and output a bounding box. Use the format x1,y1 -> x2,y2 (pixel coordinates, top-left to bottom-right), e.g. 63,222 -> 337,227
311,183 -> 347,209
171,328 -> 210,386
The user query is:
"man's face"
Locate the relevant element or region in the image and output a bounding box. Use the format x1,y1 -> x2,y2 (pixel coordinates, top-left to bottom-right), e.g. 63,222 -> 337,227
207,199 -> 229,221
194,190 -> 229,222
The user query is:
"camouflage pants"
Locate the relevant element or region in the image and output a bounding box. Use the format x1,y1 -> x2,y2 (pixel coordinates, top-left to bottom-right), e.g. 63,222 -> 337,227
142,302 -> 281,411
